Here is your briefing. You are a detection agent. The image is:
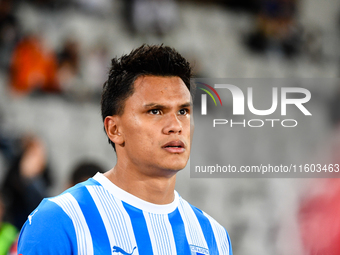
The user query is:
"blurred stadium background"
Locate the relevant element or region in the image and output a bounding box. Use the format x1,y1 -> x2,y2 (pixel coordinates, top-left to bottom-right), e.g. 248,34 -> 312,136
0,0 -> 340,254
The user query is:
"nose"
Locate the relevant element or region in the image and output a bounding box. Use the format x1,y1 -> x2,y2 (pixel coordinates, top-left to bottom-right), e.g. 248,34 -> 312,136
162,113 -> 182,134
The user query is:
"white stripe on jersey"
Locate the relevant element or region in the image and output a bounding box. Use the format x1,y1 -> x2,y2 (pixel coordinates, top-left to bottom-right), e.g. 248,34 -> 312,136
203,212 -> 230,255
178,199 -> 209,250
87,185 -> 138,254
143,212 -> 177,255
50,193 -> 93,255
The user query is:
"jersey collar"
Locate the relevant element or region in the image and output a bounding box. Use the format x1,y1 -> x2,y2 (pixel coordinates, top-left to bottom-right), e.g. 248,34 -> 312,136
92,172 -> 179,214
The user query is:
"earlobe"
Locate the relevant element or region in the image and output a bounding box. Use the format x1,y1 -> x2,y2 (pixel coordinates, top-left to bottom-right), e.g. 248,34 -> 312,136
104,116 -> 124,145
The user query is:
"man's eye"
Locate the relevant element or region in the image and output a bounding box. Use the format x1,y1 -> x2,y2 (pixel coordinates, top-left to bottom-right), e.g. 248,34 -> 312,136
179,109 -> 188,115
149,109 -> 161,115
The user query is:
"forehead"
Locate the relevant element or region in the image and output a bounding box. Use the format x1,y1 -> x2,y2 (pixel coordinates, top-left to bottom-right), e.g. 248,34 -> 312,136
130,75 -> 190,103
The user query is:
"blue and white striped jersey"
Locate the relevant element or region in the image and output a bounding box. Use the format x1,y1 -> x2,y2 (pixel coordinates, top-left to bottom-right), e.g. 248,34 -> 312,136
18,173 -> 232,255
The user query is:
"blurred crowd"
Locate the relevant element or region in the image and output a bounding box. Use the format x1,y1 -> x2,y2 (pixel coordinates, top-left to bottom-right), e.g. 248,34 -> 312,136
0,132 -> 105,254
0,0 -> 181,253
0,0 -> 334,98
0,0 -> 107,100
245,0 -> 301,58
0,0 -> 182,101
0,0 -> 331,102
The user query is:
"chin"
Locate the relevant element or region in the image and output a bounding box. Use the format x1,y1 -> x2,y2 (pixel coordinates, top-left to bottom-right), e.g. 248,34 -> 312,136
156,153 -> 189,172
163,161 -> 188,172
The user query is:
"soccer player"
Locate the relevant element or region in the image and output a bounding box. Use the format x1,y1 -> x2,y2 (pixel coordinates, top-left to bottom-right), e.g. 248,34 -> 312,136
17,44 -> 232,255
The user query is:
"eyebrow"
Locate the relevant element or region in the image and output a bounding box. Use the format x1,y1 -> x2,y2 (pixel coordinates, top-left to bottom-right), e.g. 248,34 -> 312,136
180,102 -> 191,108
143,102 -> 191,109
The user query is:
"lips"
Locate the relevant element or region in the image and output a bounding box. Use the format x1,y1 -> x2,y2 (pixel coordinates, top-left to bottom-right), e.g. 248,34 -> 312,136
162,140 -> 185,153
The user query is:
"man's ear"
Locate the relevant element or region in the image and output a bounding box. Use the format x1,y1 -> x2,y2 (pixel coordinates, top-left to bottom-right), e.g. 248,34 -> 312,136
104,116 -> 124,146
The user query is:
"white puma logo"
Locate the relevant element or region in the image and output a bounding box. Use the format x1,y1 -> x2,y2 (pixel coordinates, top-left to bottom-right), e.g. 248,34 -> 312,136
28,209 -> 38,225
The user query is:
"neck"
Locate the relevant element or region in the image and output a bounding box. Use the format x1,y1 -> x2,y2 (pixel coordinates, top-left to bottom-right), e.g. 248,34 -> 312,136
104,164 -> 177,205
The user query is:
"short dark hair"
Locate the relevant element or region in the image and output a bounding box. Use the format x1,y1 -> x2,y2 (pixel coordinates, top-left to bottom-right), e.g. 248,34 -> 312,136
101,44 -> 193,150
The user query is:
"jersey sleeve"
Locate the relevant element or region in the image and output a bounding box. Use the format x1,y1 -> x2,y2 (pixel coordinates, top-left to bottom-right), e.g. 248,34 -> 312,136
209,218 -> 233,255
17,198 -> 77,255
188,202 -> 233,255
199,208 -> 233,255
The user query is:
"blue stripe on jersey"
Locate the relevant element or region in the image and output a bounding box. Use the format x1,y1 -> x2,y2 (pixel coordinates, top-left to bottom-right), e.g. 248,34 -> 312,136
168,208 -> 191,255
71,185 -> 111,255
190,206 -> 219,254
122,202 -> 153,255
18,199 -> 77,254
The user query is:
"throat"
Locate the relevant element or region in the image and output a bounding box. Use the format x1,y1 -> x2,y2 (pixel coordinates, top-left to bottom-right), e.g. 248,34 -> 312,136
104,167 -> 177,205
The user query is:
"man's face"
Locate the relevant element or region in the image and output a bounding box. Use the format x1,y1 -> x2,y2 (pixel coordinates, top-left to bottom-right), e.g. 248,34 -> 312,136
116,75 -> 192,176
